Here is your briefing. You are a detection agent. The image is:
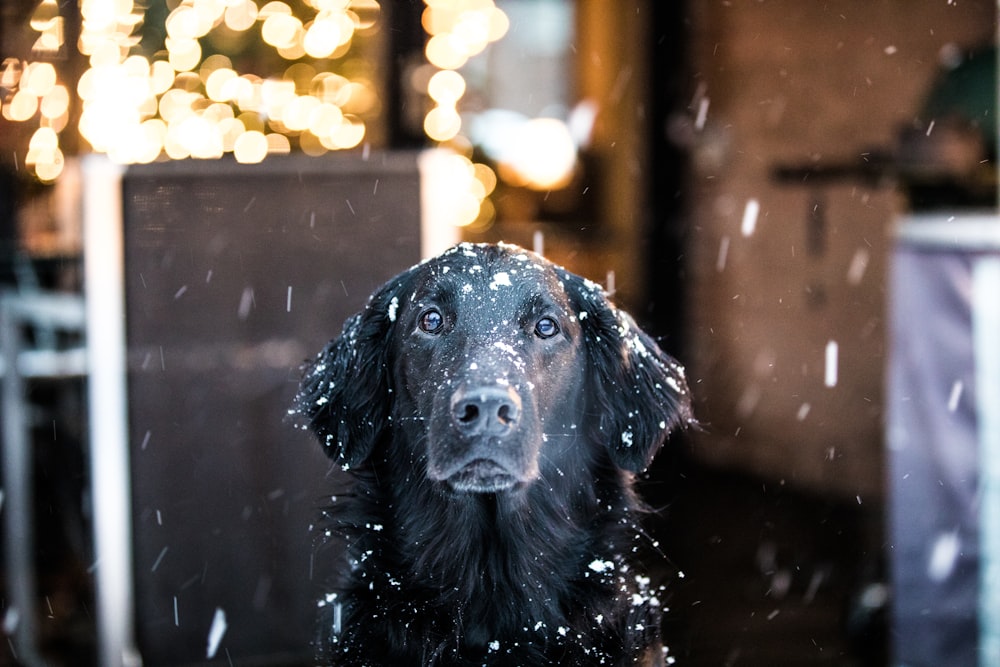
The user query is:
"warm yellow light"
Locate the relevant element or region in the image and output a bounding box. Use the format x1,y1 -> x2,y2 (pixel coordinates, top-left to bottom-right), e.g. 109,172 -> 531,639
421,1 -> 507,56
29,126 -> 59,151
485,6 -> 508,41
74,67 -> 96,100
200,54 -> 233,80
452,190 -> 482,226
137,94 -> 158,119
284,63 -> 316,91
7,90 -> 39,121
163,123 -> 191,159
138,118 -> 167,162
277,38 -> 307,61
192,0 -> 226,33
420,6 -> 448,36
338,80 -> 376,114
176,115 -> 224,158
0,59 -> 22,89
324,115 -> 364,148
262,13 -> 301,47
425,33 -> 467,69
237,111 -> 265,132
22,62 -> 57,96
149,60 -> 174,94
165,5 -> 200,40
450,10 -> 489,56
31,20 -> 65,54
33,148 -> 64,181
504,118 -> 577,191
167,37 -> 202,71
266,132 -> 291,154
88,39 -> 123,67
307,102 -> 343,137
336,11 -> 357,43
423,104 -> 461,142
30,0 -> 60,31
102,119 -> 152,164
473,162 -> 497,196
425,151 -> 494,228
349,0 -> 380,29
159,89 -> 196,122
260,78 -> 296,114
470,195 -> 495,229
215,75 -> 246,106
303,17 -> 342,58
122,54 -> 149,77
258,1 -> 292,19
218,117 -> 245,151
81,0 -> 134,31
309,0 -> 350,11
299,129 -> 327,156
224,0 -> 258,31
282,94 -> 319,130
233,77 -> 263,110
80,96 -> 143,152
206,67 -> 238,101
44,0 -> 379,170
39,84 -> 68,118
204,102 -> 234,122
43,111 -> 69,134
427,69 -> 465,105
312,74 -> 347,106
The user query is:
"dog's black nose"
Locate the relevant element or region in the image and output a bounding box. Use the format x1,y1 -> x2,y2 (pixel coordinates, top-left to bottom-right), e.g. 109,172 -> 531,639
451,386 -> 521,437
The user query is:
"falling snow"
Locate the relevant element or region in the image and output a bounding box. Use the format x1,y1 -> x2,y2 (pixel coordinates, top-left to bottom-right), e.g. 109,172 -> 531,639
824,340 -> 839,388
206,607 -> 227,659
948,380 -> 963,413
740,198 -> 760,237
928,532 -> 961,582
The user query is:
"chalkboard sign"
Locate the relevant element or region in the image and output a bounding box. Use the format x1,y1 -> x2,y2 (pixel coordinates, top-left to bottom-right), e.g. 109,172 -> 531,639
116,153 -> 421,665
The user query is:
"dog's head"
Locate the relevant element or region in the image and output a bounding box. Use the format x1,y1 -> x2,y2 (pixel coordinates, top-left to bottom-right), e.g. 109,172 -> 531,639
296,243 -> 692,493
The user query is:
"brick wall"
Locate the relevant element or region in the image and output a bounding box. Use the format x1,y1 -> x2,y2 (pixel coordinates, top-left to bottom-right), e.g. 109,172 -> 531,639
683,0 -> 996,498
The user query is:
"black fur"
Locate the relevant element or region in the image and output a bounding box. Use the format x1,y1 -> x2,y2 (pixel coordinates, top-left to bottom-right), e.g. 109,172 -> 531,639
295,243 -> 692,666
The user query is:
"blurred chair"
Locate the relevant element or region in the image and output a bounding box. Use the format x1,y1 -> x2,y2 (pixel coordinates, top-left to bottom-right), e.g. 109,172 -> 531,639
0,288 -> 87,667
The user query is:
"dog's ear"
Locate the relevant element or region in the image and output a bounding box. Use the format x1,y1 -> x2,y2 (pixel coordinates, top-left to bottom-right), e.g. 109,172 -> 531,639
562,270 -> 693,472
295,271 -> 413,468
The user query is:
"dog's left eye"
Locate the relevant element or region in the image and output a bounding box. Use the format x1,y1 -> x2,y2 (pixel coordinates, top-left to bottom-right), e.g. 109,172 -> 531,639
419,308 -> 444,334
534,317 -> 559,339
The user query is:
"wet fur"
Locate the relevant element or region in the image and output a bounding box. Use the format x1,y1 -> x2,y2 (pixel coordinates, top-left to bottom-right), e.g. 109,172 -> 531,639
296,243 -> 692,666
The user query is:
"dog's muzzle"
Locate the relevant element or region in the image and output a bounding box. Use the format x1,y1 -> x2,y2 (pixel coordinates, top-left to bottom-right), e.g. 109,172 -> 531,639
451,385 -> 521,438
427,383 -> 538,493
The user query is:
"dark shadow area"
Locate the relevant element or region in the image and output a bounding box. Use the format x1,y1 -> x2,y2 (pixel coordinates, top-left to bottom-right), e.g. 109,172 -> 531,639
647,458 -> 887,667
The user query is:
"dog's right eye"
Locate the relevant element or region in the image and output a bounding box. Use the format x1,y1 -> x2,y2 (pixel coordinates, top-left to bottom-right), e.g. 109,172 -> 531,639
418,309 -> 444,334
534,317 -> 559,339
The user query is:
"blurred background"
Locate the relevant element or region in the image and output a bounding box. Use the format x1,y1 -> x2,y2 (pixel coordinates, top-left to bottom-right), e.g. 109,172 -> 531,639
0,0 -> 997,665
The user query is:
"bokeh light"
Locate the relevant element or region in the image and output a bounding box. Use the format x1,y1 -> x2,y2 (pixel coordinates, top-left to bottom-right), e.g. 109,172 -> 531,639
420,0 -> 508,227
502,118 -> 578,191
2,0 -> 382,180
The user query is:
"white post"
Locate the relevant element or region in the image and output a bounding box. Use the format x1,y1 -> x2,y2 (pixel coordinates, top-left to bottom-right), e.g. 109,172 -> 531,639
82,156 -> 142,667
974,255 -> 1000,667
983,22 -> 1000,666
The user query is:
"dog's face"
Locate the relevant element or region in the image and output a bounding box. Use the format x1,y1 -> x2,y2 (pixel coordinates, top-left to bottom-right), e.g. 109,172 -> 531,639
296,243 -> 692,495
392,246 -> 587,492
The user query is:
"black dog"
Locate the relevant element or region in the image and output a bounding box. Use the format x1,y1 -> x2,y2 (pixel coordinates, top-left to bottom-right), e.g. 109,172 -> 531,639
295,243 -> 692,666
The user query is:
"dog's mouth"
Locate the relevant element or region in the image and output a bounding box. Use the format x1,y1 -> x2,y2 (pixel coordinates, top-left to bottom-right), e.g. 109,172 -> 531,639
446,458 -> 520,493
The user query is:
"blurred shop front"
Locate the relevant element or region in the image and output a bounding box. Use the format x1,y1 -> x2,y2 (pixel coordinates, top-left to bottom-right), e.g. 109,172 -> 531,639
1,1 -> 998,666
886,44 -> 999,667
